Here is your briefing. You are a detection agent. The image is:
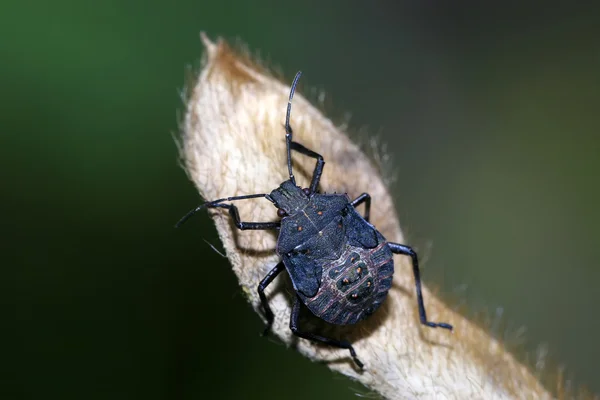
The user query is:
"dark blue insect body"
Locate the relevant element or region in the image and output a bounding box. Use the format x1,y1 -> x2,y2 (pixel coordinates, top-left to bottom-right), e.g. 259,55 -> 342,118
177,72 -> 452,369
271,182 -> 393,325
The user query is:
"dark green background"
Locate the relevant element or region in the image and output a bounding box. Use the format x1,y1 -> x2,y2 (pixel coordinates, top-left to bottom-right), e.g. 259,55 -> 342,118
2,2 -> 599,398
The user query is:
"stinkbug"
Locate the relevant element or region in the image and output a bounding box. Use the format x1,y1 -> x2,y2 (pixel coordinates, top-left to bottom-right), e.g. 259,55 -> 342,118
177,71 -> 453,368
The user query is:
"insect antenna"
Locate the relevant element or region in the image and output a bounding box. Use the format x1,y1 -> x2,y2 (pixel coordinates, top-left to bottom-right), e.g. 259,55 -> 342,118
175,193 -> 268,228
285,71 -> 302,186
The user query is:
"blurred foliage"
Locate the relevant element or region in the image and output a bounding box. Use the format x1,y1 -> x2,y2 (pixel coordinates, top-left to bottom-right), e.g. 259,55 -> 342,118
1,1 -> 599,398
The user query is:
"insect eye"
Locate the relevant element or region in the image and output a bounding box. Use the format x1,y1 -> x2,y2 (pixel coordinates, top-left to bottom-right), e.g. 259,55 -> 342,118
302,188 -> 310,196
277,208 -> 287,217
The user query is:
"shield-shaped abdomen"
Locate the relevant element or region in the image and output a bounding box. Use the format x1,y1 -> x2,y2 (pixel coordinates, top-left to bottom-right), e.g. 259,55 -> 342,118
299,240 -> 394,325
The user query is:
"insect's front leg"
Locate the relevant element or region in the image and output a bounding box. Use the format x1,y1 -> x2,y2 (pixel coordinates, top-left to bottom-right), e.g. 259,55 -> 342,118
388,242 -> 453,330
289,141 -> 324,194
211,203 -> 280,230
257,261 -> 285,336
176,193 -> 273,228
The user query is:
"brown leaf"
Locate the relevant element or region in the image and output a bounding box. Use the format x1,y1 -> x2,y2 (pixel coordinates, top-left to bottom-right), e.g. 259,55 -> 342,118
179,33 -> 553,400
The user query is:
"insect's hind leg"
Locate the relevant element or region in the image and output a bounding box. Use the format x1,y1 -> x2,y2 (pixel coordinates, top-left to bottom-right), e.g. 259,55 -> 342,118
257,261 -> 285,336
289,295 -> 364,369
289,141 -> 324,194
350,193 -> 371,222
388,242 -> 453,330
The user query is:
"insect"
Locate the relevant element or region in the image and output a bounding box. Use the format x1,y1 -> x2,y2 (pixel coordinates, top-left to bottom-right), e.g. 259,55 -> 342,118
177,71 -> 453,368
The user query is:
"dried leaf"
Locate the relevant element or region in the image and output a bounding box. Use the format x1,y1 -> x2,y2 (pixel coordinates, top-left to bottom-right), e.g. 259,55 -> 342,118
179,33 -> 553,400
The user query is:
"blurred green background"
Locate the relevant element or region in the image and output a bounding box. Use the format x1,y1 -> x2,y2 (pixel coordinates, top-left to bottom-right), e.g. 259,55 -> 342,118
2,1 -> 599,398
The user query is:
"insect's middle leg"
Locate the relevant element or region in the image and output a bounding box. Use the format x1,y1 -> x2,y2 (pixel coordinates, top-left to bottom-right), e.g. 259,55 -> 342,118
350,193 -> 371,222
257,261 -> 285,336
211,203 -> 280,230
290,141 -> 324,194
388,242 -> 453,330
289,295 -> 364,369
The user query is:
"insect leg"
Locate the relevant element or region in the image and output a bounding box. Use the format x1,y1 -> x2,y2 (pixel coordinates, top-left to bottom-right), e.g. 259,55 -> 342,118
176,193 -> 276,228
210,203 -> 280,230
350,193 -> 371,222
289,141 -> 325,194
388,243 -> 453,330
289,295 -> 364,369
257,261 -> 285,336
